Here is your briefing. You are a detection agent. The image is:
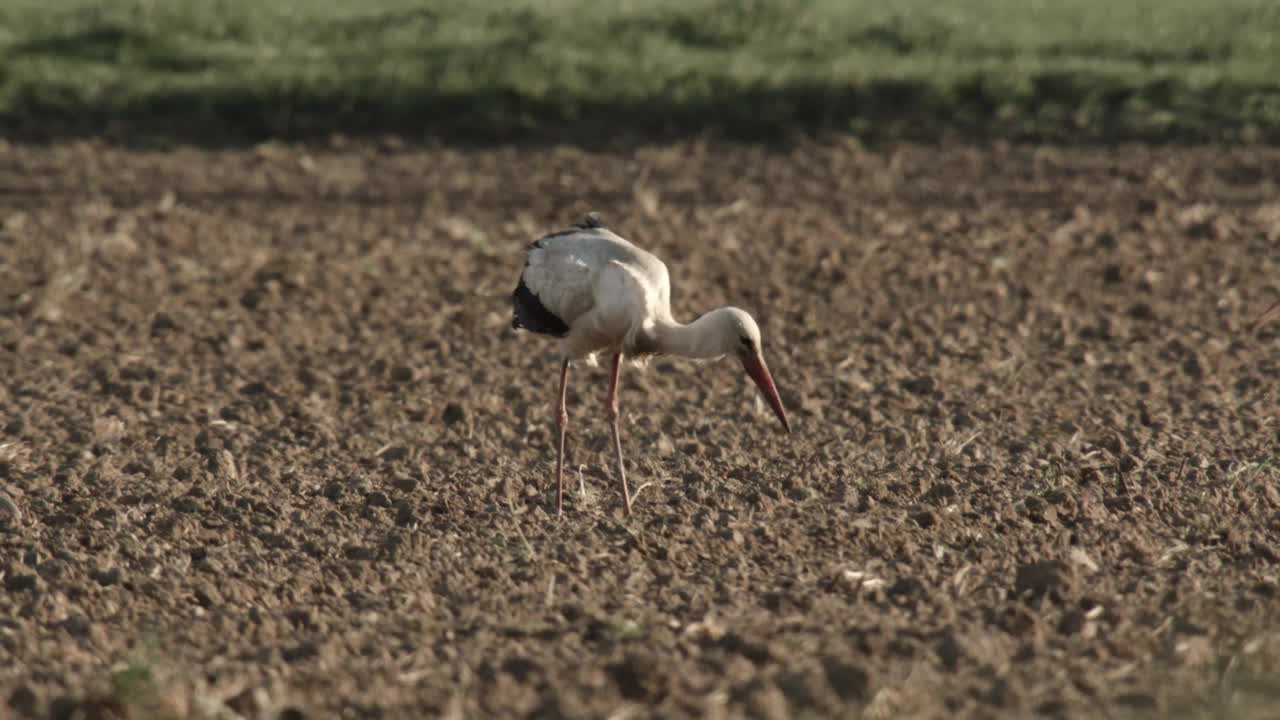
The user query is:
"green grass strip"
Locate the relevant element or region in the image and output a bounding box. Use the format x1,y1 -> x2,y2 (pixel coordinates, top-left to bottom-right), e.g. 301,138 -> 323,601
1,0 -> 1278,143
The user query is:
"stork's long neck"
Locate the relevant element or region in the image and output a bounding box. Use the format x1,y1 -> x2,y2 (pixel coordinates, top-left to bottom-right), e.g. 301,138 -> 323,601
651,310 -> 730,360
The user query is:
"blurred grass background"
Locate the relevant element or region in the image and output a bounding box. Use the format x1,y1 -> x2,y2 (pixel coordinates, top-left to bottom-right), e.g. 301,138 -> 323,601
0,0 -> 1278,144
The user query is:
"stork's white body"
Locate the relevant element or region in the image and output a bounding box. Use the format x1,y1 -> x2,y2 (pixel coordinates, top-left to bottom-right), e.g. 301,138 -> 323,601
520,226 -> 672,364
511,215 -> 790,517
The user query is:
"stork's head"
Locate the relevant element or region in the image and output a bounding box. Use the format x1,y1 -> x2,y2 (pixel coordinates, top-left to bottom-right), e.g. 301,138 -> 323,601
713,308 -> 791,433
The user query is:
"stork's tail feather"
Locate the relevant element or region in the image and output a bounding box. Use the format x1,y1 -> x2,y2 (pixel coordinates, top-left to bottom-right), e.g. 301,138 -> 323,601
576,212 -> 605,229
511,212 -> 608,337
532,212 -> 609,245
511,276 -> 570,337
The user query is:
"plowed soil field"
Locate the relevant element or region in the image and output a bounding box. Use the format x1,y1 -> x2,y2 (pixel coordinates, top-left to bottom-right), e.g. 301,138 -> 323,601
1,139 -> 1279,719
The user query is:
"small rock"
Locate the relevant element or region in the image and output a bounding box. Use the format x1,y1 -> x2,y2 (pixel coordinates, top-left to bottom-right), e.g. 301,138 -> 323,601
343,545 -> 375,561
366,491 -> 392,508
194,584 -> 222,608
194,429 -> 222,452
58,616 -> 93,638
900,376 -> 936,396
719,632 -> 772,665
863,687 -> 902,720
91,567 -> 122,586
1103,496 -> 1133,513
48,696 -> 79,720
780,477 -> 813,501
378,446 -> 409,462
1043,488 -> 1069,505
150,313 -> 177,335
656,436 -> 675,456
215,449 -> 240,483
1057,610 -> 1087,636
1175,635 -> 1215,668
888,576 -> 925,604
7,685 -> 37,718
1185,221 -> 1212,240
1114,692 -> 1156,709
282,641 -> 319,663
742,679 -> 790,720
821,656 -> 868,701
442,403 -> 467,426
389,365 -> 415,383
259,532 -> 293,550
605,652 -> 662,701
156,190 -> 178,213
936,631 -> 962,670
286,608 -> 313,630
239,288 -> 265,310
0,492 -> 22,527
225,687 -> 270,717
173,496 -> 202,513
1068,547 -> 1099,573
1014,560 -> 1070,601
394,501 -> 415,527
502,656 -> 540,683
1181,355 -> 1203,379
1036,700 -> 1068,718
4,565 -> 38,592
195,555 -> 225,574
923,482 -> 956,502
1127,303 -> 1154,321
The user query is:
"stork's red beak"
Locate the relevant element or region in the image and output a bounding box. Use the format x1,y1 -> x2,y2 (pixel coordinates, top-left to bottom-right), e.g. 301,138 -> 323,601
741,352 -> 790,433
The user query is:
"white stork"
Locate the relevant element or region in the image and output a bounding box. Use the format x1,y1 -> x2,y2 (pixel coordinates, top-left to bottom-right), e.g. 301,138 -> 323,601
511,213 -> 790,517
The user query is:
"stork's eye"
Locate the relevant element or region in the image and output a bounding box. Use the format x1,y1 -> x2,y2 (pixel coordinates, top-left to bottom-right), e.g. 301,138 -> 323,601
738,335 -> 752,349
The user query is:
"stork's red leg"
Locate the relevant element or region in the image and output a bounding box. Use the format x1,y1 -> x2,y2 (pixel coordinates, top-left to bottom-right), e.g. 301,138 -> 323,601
555,359 -> 570,517
607,353 -> 633,516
